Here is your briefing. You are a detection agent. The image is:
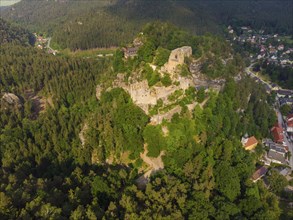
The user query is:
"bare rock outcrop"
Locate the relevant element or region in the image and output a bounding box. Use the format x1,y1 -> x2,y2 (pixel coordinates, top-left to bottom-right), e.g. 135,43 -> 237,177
163,46 -> 192,75
112,75 -> 194,115
96,85 -> 103,100
1,93 -> 22,109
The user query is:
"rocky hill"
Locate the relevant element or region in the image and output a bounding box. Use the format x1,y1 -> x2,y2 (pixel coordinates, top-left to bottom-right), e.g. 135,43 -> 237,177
87,23 -> 237,169
0,21 -> 282,219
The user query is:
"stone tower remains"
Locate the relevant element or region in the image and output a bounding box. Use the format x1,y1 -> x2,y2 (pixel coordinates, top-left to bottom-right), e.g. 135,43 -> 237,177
164,46 -> 192,74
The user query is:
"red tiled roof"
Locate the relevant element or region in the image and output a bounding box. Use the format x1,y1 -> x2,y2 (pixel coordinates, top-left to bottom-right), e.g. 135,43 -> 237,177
288,121 -> 293,127
245,136 -> 258,148
288,114 -> 293,121
271,125 -> 284,143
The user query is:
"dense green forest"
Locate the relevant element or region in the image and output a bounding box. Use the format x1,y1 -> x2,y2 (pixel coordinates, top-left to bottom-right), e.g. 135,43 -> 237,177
1,0 -> 292,50
261,62 -> 293,90
0,19 -> 284,218
0,18 -> 35,45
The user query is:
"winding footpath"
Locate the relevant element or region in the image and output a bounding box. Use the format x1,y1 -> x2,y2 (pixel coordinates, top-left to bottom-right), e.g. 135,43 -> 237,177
245,63 -> 272,91
136,144 -> 165,187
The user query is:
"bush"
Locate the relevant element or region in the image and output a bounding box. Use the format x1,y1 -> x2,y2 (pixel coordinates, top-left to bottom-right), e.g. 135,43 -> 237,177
154,47 -> 171,67
196,88 -> 206,103
143,125 -> 165,157
161,74 -> 172,87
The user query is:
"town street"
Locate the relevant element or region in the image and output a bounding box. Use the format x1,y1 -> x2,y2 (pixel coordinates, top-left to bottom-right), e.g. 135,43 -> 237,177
46,37 -> 52,50
245,64 -> 272,91
245,63 -> 293,169
276,107 -> 293,169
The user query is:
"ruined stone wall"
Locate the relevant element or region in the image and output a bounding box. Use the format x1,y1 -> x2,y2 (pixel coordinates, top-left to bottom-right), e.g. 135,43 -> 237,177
164,46 -> 192,74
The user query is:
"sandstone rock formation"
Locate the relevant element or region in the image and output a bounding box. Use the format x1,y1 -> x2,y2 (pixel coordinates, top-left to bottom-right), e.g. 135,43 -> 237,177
164,46 -> 192,74
1,93 -> 22,109
111,74 -> 194,115
96,85 -> 103,100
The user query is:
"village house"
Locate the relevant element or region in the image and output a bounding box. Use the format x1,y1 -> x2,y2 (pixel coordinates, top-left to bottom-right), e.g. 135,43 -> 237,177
271,123 -> 284,144
279,97 -> 293,106
267,149 -> 287,165
251,166 -> 268,182
278,44 -> 284,51
277,89 -> 293,98
241,136 -> 258,150
287,114 -> 293,133
122,37 -> 144,59
262,136 -> 288,165
263,138 -> 288,152
123,47 -> 139,59
37,44 -> 43,50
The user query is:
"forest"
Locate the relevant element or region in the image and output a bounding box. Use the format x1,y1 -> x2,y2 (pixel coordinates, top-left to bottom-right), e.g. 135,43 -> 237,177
261,62 -> 293,90
1,0 -> 292,50
0,19 -> 287,219
0,18 -> 35,46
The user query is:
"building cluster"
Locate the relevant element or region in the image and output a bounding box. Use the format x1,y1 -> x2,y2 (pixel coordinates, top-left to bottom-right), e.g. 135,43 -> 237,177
241,125 -> 291,182
286,114 -> 293,141
277,89 -> 293,109
33,33 -> 48,50
122,36 -> 144,59
227,26 -> 293,67
277,89 -> 293,141
241,132 -> 288,166
263,134 -> 288,165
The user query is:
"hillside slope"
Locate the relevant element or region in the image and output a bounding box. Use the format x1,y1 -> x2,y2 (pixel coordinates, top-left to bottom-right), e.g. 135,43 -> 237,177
0,18 -> 35,45
0,22 -> 282,219
1,0 -> 292,49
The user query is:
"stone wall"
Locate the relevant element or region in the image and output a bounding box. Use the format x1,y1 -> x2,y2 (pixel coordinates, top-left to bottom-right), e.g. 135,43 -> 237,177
164,46 -> 192,74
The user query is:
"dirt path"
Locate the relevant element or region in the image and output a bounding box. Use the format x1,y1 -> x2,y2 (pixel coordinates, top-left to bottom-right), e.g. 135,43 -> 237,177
150,105 -> 182,125
140,144 -> 165,175
79,123 -> 88,148
199,97 -> 209,108
136,145 -> 165,187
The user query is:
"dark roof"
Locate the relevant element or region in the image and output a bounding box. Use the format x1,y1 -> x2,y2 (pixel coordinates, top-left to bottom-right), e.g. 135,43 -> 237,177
252,166 -> 268,181
127,47 -> 138,52
268,150 -> 286,163
277,89 -> 293,96
270,144 -> 287,154
263,138 -> 274,146
279,98 -> 293,106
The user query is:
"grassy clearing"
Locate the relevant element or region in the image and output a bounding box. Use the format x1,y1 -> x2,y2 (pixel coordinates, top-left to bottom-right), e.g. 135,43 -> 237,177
58,47 -> 118,58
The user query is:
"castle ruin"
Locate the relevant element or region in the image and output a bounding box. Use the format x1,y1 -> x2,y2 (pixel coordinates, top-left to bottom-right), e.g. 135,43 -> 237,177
164,46 -> 192,74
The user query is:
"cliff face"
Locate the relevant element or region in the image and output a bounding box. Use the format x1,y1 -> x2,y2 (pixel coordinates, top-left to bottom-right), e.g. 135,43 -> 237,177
95,46 -> 196,122
111,73 -> 194,115
95,45 -> 227,125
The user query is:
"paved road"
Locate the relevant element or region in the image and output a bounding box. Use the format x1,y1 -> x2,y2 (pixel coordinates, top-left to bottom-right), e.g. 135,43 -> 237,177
245,63 -> 293,169
46,37 -> 55,51
245,64 -> 272,90
276,107 -> 293,169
